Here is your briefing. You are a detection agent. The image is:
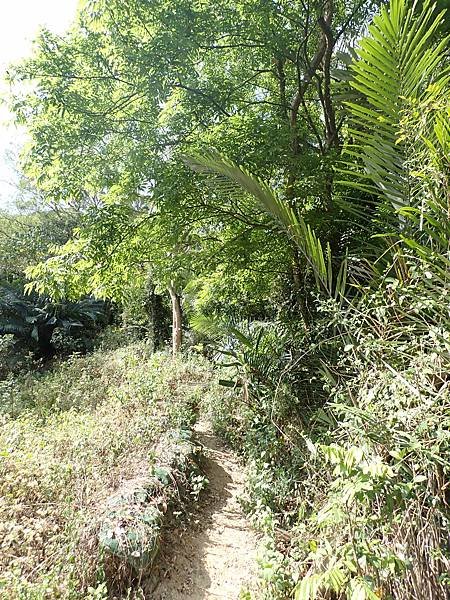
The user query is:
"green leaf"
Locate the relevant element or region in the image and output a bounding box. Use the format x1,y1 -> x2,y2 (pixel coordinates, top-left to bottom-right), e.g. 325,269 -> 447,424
294,574 -> 323,600
218,379 -> 240,388
153,467 -> 170,485
348,577 -> 380,600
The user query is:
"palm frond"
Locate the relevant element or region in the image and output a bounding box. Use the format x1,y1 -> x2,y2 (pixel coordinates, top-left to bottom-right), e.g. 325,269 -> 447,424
340,0 -> 449,211
184,150 -> 346,297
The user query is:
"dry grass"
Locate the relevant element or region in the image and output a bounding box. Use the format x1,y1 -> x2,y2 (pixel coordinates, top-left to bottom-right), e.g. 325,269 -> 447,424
0,342 -> 215,599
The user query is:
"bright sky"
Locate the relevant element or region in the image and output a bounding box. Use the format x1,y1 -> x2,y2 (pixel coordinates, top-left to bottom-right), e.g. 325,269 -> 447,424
0,0 -> 79,209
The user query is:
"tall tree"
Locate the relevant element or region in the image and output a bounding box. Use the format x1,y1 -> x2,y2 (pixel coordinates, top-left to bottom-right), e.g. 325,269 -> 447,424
8,0 -> 381,331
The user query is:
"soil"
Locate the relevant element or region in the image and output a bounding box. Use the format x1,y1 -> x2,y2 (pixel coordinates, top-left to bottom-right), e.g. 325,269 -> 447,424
146,419 -> 259,599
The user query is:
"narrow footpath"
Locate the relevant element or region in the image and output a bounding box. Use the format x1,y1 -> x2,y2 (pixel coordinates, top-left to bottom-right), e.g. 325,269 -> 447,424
147,419 -> 259,599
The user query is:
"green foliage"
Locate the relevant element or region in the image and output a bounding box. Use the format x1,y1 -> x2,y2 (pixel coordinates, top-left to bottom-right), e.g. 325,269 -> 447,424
0,204 -> 78,287
6,0 -> 376,332
185,151 -> 347,298
2,0 -> 449,598
0,285 -> 108,359
0,197 -> 111,361
211,287 -> 449,599
344,0 -> 448,209
289,352 -> 449,600
339,0 -> 450,282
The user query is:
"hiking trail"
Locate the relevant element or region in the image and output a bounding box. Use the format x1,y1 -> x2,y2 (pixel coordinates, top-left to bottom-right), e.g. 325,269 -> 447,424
147,418 -> 260,599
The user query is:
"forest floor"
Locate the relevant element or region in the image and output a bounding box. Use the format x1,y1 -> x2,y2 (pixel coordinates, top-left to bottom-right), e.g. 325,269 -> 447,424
146,418 -> 260,599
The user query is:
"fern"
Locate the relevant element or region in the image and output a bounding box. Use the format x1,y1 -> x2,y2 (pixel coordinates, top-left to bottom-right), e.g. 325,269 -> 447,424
343,0 -> 449,211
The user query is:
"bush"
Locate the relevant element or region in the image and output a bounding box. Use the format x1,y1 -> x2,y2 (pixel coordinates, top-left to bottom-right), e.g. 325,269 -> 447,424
290,355 -> 449,600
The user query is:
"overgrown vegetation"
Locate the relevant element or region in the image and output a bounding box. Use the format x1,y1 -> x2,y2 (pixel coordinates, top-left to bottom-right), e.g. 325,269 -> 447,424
0,340 -> 216,598
208,283 -> 449,599
1,0 -> 449,597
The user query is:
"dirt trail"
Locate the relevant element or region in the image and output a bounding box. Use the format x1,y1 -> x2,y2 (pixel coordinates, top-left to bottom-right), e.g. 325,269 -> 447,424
147,419 -> 259,599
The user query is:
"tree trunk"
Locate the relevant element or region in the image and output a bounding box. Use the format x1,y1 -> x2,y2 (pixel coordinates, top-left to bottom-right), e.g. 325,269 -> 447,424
168,283 -> 182,356
36,323 -> 56,359
146,280 -> 171,350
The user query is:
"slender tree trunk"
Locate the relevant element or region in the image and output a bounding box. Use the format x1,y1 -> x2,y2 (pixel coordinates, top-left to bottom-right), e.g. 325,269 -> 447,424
168,283 -> 182,356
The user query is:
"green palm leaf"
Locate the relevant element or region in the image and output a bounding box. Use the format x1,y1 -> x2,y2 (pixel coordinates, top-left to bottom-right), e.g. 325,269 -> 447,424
184,150 -> 346,297
342,0 -> 449,211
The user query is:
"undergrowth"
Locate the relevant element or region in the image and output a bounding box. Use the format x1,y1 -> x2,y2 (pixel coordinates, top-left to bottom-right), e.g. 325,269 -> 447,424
0,339 -> 215,599
207,285 -> 450,600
